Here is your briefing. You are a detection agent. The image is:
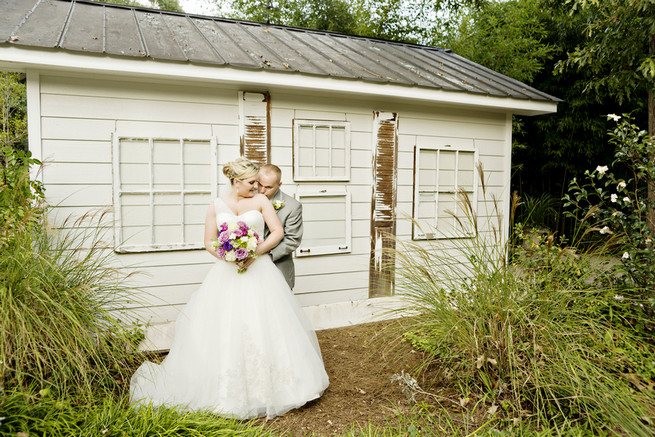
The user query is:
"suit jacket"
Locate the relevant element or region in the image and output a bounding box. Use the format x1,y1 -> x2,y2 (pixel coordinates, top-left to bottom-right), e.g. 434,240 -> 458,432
265,190 -> 303,290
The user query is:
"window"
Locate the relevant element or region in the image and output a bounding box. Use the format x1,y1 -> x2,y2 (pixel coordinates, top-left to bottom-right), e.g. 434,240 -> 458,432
293,120 -> 350,181
295,192 -> 352,256
112,136 -> 218,252
413,146 -> 478,240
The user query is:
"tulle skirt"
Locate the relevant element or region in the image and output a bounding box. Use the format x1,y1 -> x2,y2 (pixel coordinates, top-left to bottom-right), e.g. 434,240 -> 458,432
129,255 -> 329,419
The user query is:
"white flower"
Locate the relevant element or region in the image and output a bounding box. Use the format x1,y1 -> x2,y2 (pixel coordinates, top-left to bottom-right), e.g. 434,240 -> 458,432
613,294 -> 624,301
617,181 -> 626,189
247,238 -> 257,251
622,252 -> 630,259
610,194 -> 618,203
225,252 -> 237,262
599,226 -> 611,235
623,196 -> 631,203
227,222 -> 238,232
596,165 -> 608,175
607,114 -> 621,122
272,200 -> 285,210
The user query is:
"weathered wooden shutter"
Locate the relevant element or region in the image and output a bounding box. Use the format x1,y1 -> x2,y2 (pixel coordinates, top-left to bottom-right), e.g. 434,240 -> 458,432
239,91 -> 270,165
369,112 -> 398,297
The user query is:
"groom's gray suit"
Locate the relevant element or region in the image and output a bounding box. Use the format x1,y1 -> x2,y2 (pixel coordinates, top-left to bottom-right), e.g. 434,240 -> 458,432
265,189 -> 303,289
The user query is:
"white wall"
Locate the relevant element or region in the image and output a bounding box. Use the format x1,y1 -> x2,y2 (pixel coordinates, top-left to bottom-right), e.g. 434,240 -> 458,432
36,73 -> 511,325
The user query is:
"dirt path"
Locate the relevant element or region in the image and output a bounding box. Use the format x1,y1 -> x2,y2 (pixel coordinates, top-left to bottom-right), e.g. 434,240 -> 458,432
257,320 -> 424,436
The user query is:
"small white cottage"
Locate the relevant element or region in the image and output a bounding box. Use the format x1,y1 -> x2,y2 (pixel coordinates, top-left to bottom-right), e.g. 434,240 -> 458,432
0,0 -> 558,344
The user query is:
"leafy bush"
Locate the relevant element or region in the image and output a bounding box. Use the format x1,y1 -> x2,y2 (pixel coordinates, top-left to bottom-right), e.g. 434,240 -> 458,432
564,114 -> 654,335
0,144 -> 44,240
393,167 -> 655,435
1,146 -> 143,397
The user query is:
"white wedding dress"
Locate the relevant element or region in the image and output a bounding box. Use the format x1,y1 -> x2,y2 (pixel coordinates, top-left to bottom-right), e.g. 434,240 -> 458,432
130,198 -> 329,419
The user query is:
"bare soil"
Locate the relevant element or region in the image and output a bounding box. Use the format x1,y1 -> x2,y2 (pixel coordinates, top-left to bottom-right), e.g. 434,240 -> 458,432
255,319 -> 427,436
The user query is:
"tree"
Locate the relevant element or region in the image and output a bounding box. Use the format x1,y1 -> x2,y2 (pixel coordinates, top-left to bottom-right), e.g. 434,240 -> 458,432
430,0 -> 556,83
216,0 -> 489,42
556,0 -> 655,231
0,72 -> 27,152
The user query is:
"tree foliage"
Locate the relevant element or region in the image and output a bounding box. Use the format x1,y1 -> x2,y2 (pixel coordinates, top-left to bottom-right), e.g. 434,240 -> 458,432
0,72 -> 27,152
555,0 -> 655,108
429,0 -> 556,83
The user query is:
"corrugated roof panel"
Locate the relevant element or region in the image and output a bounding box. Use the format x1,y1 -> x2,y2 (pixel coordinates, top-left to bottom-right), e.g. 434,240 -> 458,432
162,14 -> 220,63
0,0 -> 38,42
11,0 -> 70,48
303,32 -> 390,82
134,10 -> 186,60
244,26 -> 324,75
0,0 -> 560,104
338,38 -> 437,87
60,1 -> 104,53
104,6 -> 145,57
191,18 -> 253,67
272,27 -> 356,78
219,21 -> 285,69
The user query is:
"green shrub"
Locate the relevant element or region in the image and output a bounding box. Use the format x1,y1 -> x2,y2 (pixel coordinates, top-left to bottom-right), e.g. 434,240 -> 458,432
393,168 -> 655,435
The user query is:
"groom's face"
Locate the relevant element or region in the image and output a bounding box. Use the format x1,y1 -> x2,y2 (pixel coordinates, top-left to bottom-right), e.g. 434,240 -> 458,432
258,170 -> 281,200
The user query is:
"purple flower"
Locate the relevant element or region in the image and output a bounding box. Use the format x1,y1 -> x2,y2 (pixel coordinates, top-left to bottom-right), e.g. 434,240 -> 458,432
216,247 -> 226,258
254,232 -> 259,240
219,223 -> 228,231
218,231 -> 230,243
237,221 -> 247,229
235,247 -> 249,260
234,229 -> 244,237
223,241 -> 233,251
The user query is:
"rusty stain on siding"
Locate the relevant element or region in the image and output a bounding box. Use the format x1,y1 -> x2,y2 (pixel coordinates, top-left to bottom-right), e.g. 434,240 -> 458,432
369,111 -> 398,298
240,91 -> 270,165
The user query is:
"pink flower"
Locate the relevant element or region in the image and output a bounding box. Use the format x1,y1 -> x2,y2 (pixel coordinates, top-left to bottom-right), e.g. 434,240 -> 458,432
218,231 -> 230,243
216,247 -> 226,258
237,221 -> 247,229
235,247 -> 249,260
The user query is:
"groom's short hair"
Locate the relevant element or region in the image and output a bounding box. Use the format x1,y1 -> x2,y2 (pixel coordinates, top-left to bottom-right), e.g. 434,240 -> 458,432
260,164 -> 282,184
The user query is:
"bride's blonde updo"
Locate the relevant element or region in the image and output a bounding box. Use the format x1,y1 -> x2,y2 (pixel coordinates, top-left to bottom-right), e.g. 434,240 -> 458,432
222,157 -> 259,184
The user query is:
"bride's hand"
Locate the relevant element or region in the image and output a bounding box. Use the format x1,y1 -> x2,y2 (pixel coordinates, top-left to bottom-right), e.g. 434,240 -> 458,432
238,257 -> 256,270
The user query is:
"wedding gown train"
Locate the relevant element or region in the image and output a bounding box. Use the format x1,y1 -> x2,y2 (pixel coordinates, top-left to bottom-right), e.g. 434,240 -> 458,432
130,198 -> 329,419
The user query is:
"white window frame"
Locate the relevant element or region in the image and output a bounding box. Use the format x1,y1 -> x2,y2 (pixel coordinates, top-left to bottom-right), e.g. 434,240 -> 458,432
412,145 -> 479,240
112,135 -> 218,253
293,119 -> 351,181
295,191 -> 352,257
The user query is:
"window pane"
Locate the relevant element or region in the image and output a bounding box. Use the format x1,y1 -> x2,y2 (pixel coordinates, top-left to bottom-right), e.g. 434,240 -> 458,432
153,164 -> 180,190
417,193 -> 435,220
120,139 -> 149,163
153,140 -> 180,164
184,141 -> 209,165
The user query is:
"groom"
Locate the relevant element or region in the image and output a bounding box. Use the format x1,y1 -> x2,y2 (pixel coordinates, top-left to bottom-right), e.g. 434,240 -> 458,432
258,164 -> 303,290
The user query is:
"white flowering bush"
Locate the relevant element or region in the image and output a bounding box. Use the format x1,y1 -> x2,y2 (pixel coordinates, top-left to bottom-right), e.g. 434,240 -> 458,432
564,114 -> 654,319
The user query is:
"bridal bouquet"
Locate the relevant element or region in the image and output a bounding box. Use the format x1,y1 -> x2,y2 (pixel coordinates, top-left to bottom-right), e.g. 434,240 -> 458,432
211,221 -> 260,273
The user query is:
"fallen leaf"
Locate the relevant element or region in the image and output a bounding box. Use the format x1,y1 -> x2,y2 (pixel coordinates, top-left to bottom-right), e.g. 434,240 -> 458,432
10,35 -> 19,41
487,404 -> 498,415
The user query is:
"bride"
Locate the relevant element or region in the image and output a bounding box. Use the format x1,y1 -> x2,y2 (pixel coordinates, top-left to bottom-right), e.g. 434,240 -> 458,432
130,157 -> 329,419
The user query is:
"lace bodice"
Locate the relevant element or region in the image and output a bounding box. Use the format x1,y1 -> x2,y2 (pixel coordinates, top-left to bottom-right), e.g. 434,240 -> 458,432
214,198 -> 265,236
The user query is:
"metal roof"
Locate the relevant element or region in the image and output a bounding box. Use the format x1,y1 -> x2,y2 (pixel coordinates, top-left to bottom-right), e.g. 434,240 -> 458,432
0,0 -> 560,103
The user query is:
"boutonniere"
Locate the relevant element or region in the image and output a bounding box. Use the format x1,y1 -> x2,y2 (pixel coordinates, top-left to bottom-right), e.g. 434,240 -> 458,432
272,200 -> 285,210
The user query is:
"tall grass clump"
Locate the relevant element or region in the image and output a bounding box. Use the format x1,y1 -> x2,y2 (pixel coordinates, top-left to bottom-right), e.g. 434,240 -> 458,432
0,145 -> 143,397
393,163 -> 654,435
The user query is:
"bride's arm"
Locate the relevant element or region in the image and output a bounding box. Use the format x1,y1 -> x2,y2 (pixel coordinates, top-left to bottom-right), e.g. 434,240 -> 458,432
203,201 -> 221,259
256,194 -> 284,255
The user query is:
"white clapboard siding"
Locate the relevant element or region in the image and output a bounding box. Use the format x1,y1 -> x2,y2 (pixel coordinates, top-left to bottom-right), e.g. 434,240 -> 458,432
34,73 -> 514,324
